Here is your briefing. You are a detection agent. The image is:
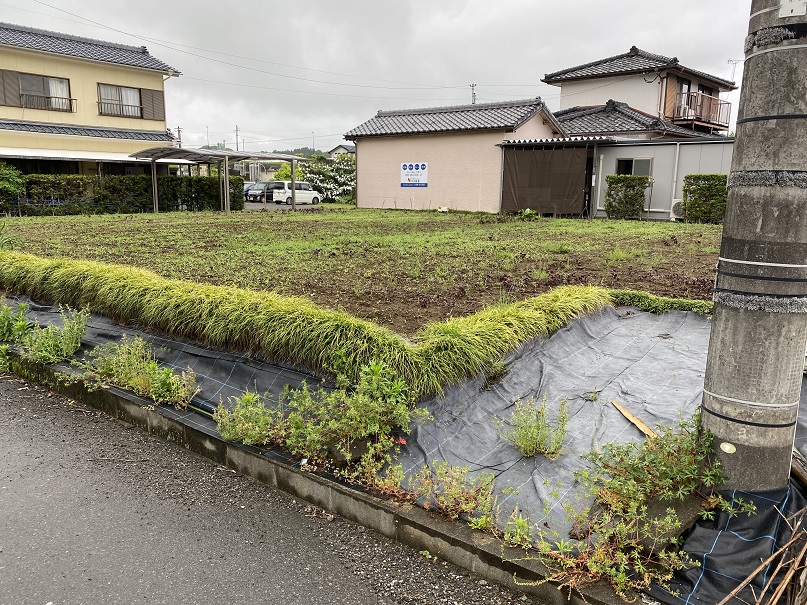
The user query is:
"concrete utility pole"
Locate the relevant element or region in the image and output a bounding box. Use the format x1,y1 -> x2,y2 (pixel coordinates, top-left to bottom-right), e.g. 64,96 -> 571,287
702,0 -> 807,491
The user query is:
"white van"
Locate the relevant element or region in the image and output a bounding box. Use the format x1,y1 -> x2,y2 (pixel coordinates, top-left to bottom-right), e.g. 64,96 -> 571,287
268,181 -> 321,205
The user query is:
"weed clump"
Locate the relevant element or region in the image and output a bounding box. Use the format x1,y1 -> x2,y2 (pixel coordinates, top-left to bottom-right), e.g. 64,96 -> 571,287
410,461 -> 495,530
80,335 -> 199,409
520,413 -> 756,600
500,396 -> 568,459
22,306 -> 88,364
215,360 -> 429,488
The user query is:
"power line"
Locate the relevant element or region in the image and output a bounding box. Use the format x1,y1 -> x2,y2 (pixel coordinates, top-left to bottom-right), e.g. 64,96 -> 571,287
30,1 -> 468,92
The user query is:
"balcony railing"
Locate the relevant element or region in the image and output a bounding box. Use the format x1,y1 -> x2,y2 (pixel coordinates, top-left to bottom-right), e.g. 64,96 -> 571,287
673,92 -> 731,128
98,101 -> 142,118
20,93 -> 76,112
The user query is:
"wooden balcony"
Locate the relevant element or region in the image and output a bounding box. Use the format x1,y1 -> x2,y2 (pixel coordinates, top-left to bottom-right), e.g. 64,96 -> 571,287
671,92 -> 731,130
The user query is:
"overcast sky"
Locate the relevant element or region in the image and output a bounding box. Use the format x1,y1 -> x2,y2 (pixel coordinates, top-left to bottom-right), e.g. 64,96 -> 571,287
5,0 -> 752,152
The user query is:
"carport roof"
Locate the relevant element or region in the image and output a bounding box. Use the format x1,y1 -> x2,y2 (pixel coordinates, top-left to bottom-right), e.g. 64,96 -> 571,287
130,147 -> 313,163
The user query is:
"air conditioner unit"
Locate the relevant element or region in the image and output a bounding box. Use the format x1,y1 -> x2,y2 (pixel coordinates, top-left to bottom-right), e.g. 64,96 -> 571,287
670,199 -> 685,221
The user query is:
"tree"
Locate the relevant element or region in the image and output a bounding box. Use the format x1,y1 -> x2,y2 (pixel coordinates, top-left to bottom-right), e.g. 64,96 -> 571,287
301,155 -> 356,203
272,162 -> 303,181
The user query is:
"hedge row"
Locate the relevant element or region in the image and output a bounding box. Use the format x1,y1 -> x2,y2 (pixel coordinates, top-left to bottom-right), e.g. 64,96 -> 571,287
605,175 -> 650,220
681,174 -> 727,224
3,174 -> 244,215
0,251 -> 712,395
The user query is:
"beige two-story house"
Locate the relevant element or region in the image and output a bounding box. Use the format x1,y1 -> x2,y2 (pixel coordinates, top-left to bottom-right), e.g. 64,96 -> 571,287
542,46 -> 737,138
0,22 -> 179,175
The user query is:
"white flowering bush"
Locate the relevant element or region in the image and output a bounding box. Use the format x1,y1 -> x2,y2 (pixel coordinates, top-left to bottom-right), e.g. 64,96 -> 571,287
301,154 -> 356,203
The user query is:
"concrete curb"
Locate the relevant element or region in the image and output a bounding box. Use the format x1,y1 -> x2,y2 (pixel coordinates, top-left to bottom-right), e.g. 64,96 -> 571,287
4,352 -> 621,605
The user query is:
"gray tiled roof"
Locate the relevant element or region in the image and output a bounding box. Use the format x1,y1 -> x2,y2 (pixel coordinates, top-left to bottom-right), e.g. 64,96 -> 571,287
554,100 -> 706,138
345,98 -> 551,139
0,22 -> 178,73
0,119 -> 176,141
543,46 -> 735,90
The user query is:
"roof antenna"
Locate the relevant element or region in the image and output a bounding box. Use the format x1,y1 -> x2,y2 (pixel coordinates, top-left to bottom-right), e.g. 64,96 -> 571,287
470,83 -> 477,105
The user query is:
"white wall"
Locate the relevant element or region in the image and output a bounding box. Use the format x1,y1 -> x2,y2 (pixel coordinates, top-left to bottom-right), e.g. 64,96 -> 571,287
592,140 -> 734,220
558,74 -> 664,116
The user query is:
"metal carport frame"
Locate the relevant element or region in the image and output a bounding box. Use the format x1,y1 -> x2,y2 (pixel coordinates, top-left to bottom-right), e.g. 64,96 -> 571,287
130,147 -> 312,213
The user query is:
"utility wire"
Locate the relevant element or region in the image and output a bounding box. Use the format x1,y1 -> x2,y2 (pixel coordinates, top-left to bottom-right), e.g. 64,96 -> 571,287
30,0 -> 467,91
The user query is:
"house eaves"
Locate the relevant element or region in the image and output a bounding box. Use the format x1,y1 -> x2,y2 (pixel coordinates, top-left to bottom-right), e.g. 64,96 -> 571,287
345,98 -> 565,140
542,46 -> 735,91
0,22 -> 180,74
0,119 -> 177,142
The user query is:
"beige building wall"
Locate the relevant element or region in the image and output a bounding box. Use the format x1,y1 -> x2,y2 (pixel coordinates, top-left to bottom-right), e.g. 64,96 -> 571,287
558,74 -> 664,116
355,116 -> 556,213
0,47 -> 167,132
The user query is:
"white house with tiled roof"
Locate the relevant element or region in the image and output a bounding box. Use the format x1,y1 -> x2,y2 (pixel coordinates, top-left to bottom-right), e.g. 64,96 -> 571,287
543,46 -> 737,135
0,22 -> 179,176
345,98 -> 565,213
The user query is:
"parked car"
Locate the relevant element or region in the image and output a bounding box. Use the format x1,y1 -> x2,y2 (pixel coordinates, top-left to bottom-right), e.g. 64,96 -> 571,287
245,181 -> 271,202
243,181 -> 255,200
268,181 -> 321,205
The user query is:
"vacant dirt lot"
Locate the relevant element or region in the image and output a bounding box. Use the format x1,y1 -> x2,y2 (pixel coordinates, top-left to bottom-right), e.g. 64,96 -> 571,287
6,208 -> 721,334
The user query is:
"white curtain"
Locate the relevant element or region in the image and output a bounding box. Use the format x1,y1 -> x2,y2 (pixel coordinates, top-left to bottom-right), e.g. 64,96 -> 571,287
120,86 -> 141,117
47,78 -> 69,111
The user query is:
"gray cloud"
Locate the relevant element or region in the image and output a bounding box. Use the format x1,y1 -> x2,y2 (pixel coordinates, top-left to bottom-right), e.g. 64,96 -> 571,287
8,0 -> 751,150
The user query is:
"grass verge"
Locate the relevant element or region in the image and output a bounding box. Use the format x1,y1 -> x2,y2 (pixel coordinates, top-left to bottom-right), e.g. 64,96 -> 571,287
0,250 -> 709,395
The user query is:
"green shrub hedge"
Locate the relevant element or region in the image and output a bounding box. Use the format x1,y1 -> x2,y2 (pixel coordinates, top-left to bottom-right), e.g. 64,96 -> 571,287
605,175 -> 650,220
681,174 -> 727,224
9,174 -> 243,215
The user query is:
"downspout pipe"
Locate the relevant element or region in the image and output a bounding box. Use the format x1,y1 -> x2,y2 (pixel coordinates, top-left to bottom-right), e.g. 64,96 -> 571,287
701,0 -> 807,491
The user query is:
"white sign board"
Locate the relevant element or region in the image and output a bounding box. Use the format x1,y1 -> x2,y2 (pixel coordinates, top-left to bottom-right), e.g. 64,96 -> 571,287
401,162 -> 428,188
780,0 -> 807,17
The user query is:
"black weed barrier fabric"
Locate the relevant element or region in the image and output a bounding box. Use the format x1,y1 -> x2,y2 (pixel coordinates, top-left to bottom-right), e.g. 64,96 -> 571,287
647,479 -> 807,605
8,295 -> 807,603
12,297 -> 329,415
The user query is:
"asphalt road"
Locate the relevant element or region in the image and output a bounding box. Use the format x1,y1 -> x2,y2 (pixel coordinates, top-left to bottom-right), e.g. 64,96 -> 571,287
0,373 -> 538,605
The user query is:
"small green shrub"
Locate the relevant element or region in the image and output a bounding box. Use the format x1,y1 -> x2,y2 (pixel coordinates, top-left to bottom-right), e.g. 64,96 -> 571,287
501,396 -> 568,459
504,509 -> 533,549
410,461 -> 495,529
0,344 -> 9,371
682,174 -> 727,224
149,366 -> 199,409
518,208 -> 540,221
604,175 -> 649,220
22,306 -> 88,364
0,301 -> 31,342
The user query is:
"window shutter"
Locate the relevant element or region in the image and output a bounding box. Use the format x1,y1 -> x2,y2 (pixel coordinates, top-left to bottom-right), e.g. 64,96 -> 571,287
1,70 -> 21,107
140,88 -> 166,121
141,88 -> 154,120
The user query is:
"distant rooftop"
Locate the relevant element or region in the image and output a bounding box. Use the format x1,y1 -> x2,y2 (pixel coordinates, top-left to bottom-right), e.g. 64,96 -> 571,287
0,22 -> 179,74
543,46 -> 735,90
554,100 -> 712,138
345,98 -> 563,139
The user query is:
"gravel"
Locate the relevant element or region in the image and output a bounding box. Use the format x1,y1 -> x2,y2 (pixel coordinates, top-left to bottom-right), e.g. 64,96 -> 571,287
0,372 -> 547,605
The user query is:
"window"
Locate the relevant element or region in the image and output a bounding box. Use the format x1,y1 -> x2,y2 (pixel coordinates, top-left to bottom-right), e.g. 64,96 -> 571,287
19,73 -> 72,111
616,158 -> 652,177
98,83 -> 141,117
